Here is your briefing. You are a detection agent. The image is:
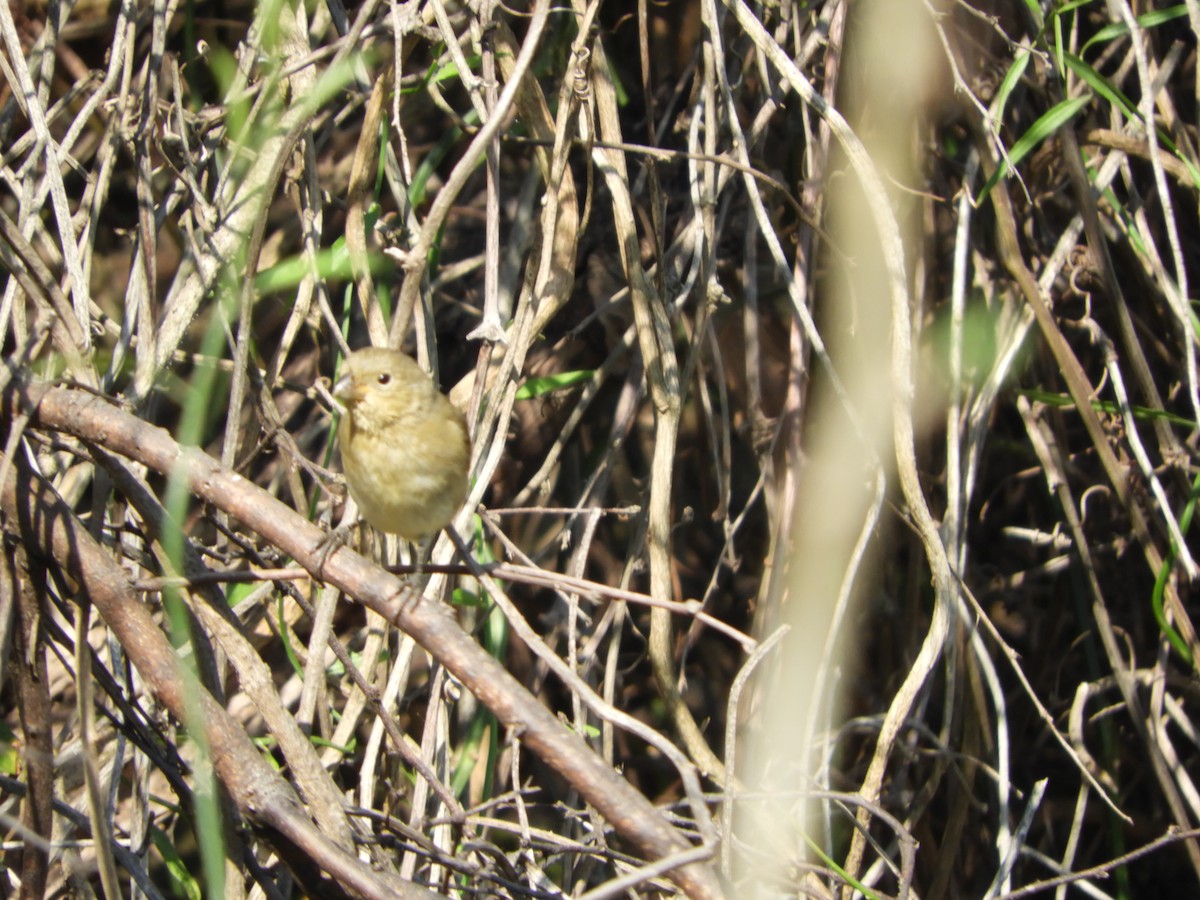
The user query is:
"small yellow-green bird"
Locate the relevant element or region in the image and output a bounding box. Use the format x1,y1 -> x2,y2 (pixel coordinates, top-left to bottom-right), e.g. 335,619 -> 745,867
333,347 -> 470,541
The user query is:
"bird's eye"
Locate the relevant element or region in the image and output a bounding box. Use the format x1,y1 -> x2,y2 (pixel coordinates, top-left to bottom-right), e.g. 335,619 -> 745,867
377,373 -> 391,386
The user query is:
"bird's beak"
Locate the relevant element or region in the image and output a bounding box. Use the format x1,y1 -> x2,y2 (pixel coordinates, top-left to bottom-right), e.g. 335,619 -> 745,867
333,374 -> 361,405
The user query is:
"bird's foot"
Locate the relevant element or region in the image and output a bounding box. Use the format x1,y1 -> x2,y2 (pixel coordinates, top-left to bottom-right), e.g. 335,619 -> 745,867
312,522 -> 357,580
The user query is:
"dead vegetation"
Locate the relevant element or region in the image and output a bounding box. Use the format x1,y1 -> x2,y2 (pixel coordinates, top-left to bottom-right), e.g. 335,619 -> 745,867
3,0 -> 1200,897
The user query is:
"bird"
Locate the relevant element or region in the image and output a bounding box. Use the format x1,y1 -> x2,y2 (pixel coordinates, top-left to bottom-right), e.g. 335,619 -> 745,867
332,347 -> 470,544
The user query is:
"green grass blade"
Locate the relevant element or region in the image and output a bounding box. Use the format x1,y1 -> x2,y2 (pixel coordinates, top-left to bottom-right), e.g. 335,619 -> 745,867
1082,4 -> 1187,55
975,93 -> 1092,205
993,50 -> 1031,127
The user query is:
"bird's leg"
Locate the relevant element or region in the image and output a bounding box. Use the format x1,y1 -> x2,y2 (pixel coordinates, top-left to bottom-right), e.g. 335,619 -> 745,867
410,538 -> 428,579
312,500 -> 363,580
378,538 -> 424,614
312,520 -> 359,579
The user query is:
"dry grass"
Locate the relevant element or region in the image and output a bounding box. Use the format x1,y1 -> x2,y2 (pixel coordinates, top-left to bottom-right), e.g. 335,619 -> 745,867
3,0 -> 1200,897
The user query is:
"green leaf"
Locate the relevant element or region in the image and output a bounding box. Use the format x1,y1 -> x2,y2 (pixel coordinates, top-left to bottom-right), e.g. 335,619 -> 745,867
993,50 -> 1031,127
975,93 -> 1092,205
0,721 -> 16,776
308,735 -> 356,755
1052,7 -> 1065,78
207,45 -> 248,142
1063,54 -> 1138,120
226,582 -> 257,608
1064,52 -> 1200,193
1022,0 -> 1044,29
927,301 -> 1000,390
252,735 -> 282,771
515,370 -> 594,400
1018,388 -> 1197,428
150,823 -> 203,900
301,52 -> 364,117
803,834 -> 882,900
1057,0 -> 1097,15
255,241 -> 393,295
278,592 -> 303,678
1082,4 -> 1187,55
451,587 -> 484,607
